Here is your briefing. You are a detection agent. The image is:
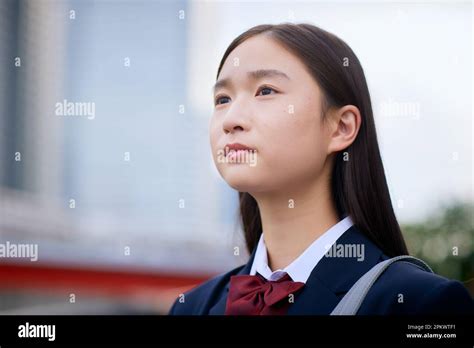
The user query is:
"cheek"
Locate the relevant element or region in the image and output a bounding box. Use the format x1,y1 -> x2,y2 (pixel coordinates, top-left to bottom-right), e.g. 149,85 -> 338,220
209,115 -> 229,176
209,116 -> 220,152
261,99 -> 327,177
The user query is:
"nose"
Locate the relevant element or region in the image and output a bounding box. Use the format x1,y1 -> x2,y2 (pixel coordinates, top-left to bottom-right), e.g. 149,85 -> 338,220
223,122 -> 244,135
222,102 -> 250,135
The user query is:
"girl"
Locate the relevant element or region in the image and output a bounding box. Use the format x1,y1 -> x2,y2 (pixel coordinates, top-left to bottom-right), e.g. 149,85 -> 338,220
169,23 -> 473,315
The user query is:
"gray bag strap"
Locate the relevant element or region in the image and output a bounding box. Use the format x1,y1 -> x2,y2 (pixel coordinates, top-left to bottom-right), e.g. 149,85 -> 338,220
330,255 -> 433,315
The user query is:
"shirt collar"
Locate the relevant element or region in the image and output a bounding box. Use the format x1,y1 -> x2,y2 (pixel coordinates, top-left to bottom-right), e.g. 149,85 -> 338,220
249,215 -> 354,283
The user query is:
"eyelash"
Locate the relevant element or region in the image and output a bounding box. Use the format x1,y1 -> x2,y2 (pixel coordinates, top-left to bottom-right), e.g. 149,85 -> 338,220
214,85 -> 278,106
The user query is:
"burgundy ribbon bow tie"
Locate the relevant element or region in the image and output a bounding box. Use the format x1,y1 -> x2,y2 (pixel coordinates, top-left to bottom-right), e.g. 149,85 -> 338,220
224,272 -> 305,315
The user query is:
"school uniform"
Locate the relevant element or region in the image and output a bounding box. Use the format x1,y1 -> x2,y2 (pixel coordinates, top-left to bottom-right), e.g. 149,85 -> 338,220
168,217 -> 473,315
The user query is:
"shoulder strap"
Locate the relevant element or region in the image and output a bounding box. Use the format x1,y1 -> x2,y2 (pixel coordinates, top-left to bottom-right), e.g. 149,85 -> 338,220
330,255 -> 433,315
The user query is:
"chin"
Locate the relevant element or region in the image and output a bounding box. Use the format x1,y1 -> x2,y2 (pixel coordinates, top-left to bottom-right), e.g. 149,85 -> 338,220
221,168 -> 263,192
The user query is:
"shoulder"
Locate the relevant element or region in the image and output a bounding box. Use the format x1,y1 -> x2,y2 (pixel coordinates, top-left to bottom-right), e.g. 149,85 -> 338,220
168,264 -> 246,315
359,258 -> 474,314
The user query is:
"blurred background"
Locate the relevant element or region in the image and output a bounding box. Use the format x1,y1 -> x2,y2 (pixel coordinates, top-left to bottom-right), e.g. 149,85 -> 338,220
0,0 -> 472,314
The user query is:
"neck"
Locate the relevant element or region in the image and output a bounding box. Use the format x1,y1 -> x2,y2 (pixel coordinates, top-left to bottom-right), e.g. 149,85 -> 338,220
250,172 -> 339,272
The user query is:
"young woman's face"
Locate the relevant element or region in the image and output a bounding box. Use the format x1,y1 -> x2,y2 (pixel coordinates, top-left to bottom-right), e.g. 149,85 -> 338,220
209,34 -> 332,194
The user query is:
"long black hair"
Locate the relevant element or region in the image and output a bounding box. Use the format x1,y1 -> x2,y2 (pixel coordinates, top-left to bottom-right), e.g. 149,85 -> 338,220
216,23 -> 409,257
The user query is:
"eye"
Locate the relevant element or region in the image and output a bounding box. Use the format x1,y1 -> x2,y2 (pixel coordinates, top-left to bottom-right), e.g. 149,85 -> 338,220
256,85 -> 278,96
215,95 -> 231,106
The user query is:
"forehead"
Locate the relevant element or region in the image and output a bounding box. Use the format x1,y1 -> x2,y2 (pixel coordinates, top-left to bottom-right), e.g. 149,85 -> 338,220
218,34 -> 305,80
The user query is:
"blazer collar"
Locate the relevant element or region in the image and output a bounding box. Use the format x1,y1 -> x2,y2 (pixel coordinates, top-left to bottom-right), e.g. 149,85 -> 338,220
286,225 -> 385,314
209,225 -> 385,315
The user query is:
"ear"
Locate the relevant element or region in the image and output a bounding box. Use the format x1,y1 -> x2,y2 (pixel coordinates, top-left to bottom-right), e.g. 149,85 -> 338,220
326,105 -> 362,154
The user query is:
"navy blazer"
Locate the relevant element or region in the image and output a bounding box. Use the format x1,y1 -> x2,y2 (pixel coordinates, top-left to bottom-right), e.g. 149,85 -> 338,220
169,225 -> 473,315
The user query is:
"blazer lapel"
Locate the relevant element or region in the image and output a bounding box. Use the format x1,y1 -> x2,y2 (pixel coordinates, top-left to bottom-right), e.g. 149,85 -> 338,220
286,226 -> 385,315
207,247 -> 257,315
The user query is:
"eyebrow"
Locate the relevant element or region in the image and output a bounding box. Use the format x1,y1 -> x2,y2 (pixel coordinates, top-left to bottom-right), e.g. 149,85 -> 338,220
212,69 -> 290,93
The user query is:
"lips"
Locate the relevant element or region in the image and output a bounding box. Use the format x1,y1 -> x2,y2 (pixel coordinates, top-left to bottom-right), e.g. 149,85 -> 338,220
224,143 -> 256,156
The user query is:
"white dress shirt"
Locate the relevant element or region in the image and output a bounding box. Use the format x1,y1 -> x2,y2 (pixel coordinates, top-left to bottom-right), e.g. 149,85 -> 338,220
249,216 -> 354,283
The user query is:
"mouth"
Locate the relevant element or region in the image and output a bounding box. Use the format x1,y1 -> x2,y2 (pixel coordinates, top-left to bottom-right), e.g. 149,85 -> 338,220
224,143 -> 256,156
